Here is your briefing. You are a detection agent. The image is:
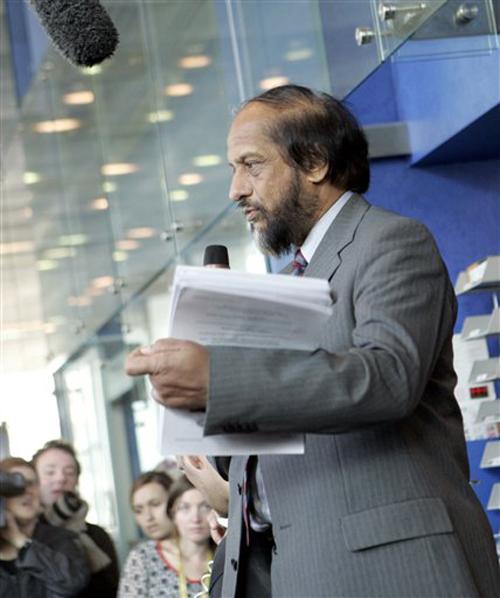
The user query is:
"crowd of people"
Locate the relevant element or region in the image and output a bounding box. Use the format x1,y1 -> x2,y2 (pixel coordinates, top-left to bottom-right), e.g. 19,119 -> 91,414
1,440 -> 225,598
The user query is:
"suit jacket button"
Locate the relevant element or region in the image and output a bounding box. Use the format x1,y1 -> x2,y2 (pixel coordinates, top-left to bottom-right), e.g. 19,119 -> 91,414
231,558 -> 238,571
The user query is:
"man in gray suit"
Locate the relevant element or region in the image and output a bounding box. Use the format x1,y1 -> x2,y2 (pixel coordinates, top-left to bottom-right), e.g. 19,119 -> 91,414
126,85 -> 500,597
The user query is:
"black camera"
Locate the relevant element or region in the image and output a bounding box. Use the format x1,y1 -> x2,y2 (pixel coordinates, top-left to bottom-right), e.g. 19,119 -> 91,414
0,471 -> 26,527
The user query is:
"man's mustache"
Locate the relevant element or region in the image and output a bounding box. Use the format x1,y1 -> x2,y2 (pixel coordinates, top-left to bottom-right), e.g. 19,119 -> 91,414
237,199 -> 262,213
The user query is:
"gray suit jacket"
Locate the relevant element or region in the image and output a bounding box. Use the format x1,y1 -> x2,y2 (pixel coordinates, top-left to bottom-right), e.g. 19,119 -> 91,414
204,195 -> 500,597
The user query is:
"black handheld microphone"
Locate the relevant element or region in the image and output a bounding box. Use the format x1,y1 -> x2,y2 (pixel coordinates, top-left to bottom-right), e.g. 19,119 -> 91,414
202,244 -> 231,480
203,245 -> 230,269
27,0 -> 119,67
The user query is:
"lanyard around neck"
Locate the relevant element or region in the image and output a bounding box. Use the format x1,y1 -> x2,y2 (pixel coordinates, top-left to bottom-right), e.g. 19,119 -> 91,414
175,540 -> 213,598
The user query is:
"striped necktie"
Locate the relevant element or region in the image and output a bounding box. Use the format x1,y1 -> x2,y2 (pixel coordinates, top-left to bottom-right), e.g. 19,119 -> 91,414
291,248 -> 308,276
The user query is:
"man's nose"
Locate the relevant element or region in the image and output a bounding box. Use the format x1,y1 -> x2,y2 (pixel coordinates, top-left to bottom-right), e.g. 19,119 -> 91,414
229,171 -> 251,202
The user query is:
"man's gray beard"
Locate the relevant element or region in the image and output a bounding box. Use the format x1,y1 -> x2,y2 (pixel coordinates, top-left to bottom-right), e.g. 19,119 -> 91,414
254,172 -> 320,257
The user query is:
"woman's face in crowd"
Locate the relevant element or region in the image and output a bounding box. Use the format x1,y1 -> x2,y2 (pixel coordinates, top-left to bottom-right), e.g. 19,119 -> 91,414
172,489 -> 211,544
35,448 -> 79,506
132,482 -> 171,540
6,465 -> 41,525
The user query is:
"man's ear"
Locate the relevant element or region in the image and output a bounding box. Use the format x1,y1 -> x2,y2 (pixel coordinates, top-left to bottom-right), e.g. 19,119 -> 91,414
306,161 -> 329,184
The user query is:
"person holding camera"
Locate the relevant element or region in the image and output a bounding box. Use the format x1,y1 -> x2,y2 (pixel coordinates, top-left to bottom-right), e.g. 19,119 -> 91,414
32,440 -> 120,597
0,456 -> 90,597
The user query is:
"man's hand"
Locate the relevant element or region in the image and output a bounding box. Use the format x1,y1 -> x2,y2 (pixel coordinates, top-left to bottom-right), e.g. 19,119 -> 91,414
125,338 -> 209,411
207,509 -> 227,545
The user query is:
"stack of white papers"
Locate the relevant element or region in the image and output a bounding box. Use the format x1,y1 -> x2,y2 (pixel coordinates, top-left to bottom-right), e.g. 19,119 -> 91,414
158,266 -> 334,455
168,266 -> 333,350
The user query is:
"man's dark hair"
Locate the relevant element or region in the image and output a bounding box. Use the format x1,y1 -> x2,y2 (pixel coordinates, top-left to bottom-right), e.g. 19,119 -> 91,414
244,84 -> 370,193
32,439 -> 81,477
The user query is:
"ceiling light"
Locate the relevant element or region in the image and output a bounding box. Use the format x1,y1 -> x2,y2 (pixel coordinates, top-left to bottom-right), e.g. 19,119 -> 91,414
115,239 -> 139,251
2,320 -> 46,336
67,295 -> 92,307
33,118 -> 81,133
179,55 -> 212,69
90,197 -> 109,210
113,251 -> 128,262
0,241 -> 35,255
23,207 -> 33,218
37,259 -> 59,271
63,91 -> 95,105
88,286 -> 105,297
82,65 -> 102,76
58,234 -> 88,246
193,154 -> 221,167
179,172 -> 203,186
91,276 -> 114,289
259,76 -> 290,91
164,83 -> 193,97
170,190 -> 189,202
43,247 -> 76,259
284,48 -> 313,61
147,110 -> 174,123
102,181 -> 117,193
127,227 -> 156,239
23,172 -> 41,185
101,163 -> 138,176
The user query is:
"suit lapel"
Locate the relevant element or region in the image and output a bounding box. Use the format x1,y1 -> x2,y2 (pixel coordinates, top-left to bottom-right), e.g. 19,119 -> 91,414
304,194 -> 370,281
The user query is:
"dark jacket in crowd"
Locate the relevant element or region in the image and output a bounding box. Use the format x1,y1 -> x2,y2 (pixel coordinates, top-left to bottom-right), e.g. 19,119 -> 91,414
77,522 -> 119,597
0,520 -> 90,597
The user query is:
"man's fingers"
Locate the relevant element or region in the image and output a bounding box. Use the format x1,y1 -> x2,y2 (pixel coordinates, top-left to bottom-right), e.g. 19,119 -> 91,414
125,339 -> 183,376
150,389 -> 201,411
184,455 -> 204,470
125,350 -> 155,376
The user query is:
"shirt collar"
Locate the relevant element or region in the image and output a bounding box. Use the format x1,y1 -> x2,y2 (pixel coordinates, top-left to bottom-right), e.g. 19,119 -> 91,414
300,191 -> 353,263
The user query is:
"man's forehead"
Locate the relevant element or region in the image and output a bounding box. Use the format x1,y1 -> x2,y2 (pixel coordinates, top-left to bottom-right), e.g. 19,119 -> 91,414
227,104 -> 277,158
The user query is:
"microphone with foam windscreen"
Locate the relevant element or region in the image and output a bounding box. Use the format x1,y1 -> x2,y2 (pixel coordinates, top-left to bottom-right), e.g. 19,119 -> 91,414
27,0 -> 119,67
203,245 -> 230,269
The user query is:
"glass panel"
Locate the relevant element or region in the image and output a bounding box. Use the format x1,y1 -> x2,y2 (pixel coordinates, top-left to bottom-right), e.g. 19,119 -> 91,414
140,0 -> 238,250
320,0 -> 381,98
231,0 -> 331,95
19,71 -> 84,360
43,61 -> 123,340
86,2 -> 176,305
58,348 -> 119,536
376,0 -> 449,60
392,0 -> 499,61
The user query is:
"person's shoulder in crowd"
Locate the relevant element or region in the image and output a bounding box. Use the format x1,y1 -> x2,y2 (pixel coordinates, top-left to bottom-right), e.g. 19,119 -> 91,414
79,521 -> 120,598
124,538 -> 156,562
85,521 -> 118,558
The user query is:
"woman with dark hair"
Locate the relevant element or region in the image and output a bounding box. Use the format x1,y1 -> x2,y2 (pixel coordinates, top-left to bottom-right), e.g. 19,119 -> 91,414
0,457 -> 90,597
32,439 -> 120,597
119,473 -> 214,598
